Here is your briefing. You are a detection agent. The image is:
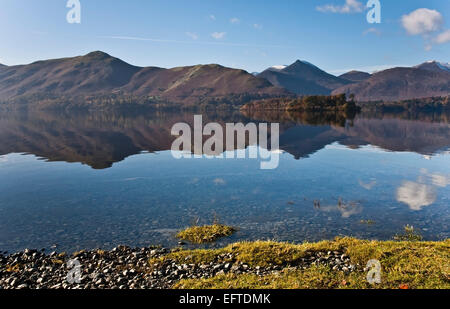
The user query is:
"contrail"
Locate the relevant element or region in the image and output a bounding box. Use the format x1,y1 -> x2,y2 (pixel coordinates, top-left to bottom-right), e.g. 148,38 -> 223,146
98,35 -> 295,49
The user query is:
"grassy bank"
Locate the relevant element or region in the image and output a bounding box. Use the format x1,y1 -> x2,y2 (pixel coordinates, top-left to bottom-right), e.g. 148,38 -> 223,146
149,237 -> 450,289
176,224 -> 236,244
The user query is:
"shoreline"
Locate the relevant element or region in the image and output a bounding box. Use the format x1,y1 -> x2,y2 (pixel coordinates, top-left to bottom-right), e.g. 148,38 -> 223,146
1,237 -> 449,289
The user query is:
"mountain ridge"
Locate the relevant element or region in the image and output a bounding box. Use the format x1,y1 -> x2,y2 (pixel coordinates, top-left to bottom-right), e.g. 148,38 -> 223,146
1,52 -> 449,106
333,66 -> 450,102
415,61 -> 450,73
0,51 -> 288,106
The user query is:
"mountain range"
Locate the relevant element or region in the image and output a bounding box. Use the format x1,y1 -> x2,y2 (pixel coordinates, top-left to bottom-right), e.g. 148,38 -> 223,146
0,51 -> 287,106
0,51 -> 448,106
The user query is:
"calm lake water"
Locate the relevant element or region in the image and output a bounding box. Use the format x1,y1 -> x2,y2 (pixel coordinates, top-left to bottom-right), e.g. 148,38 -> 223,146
0,109 -> 449,253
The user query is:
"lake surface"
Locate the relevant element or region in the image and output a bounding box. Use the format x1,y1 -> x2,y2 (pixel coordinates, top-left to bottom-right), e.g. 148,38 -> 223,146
0,109 -> 449,253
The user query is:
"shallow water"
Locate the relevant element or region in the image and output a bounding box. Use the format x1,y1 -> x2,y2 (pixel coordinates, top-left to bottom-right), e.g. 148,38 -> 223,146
0,109 -> 449,253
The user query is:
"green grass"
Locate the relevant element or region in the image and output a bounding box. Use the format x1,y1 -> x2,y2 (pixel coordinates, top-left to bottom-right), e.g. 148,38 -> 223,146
176,224 -> 236,244
148,237 -> 450,289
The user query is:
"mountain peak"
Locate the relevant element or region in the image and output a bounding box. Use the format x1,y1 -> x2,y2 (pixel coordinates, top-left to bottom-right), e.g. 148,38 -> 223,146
258,60 -> 350,95
339,70 -> 371,82
415,60 -> 450,73
292,59 -> 314,67
283,60 -> 323,73
84,51 -> 113,60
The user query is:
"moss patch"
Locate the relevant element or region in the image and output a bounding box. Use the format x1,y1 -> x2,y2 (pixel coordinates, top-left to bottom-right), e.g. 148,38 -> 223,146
176,224 -> 236,244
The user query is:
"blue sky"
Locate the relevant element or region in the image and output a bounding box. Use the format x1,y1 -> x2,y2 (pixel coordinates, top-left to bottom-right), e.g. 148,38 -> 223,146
0,0 -> 449,74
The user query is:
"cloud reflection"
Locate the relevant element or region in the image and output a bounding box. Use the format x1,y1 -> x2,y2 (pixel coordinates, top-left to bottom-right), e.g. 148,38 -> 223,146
358,179 -> 377,190
316,199 -> 363,218
396,181 -> 437,211
429,173 -> 450,188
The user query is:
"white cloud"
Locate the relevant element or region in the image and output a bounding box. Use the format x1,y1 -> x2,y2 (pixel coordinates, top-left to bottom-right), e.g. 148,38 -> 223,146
434,29 -> 450,44
230,17 -> 240,24
401,8 -> 443,35
211,32 -> 226,40
209,15 -> 216,21
253,24 -> 263,30
185,32 -> 198,40
316,0 -> 363,14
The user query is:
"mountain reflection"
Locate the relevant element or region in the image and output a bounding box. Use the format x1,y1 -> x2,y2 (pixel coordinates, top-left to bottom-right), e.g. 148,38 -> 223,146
0,109 -> 449,169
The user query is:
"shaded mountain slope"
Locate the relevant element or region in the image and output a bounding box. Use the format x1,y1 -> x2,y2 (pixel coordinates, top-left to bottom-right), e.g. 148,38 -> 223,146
415,61 -> 450,73
333,67 -> 450,102
339,70 -> 371,82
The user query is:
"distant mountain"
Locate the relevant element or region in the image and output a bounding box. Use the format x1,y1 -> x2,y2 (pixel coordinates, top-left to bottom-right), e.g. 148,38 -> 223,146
415,61 -> 450,73
0,51 -> 288,106
339,70 -> 371,82
257,60 -> 351,95
333,66 -> 450,102
0,51 -> 141,100
121,63 -> 287,104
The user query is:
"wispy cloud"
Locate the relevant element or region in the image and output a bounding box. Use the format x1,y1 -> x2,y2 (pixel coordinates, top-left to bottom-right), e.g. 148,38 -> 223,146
363,27 -> 381,36
99,35 -> 293,49
211,32 -> 226,40
230,17 -> 240,24
253,23 -> 263,30
316,0 -> 364,14
434,29 -> 450,44
209,14 -> 216,21
185,32 -> 198,40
